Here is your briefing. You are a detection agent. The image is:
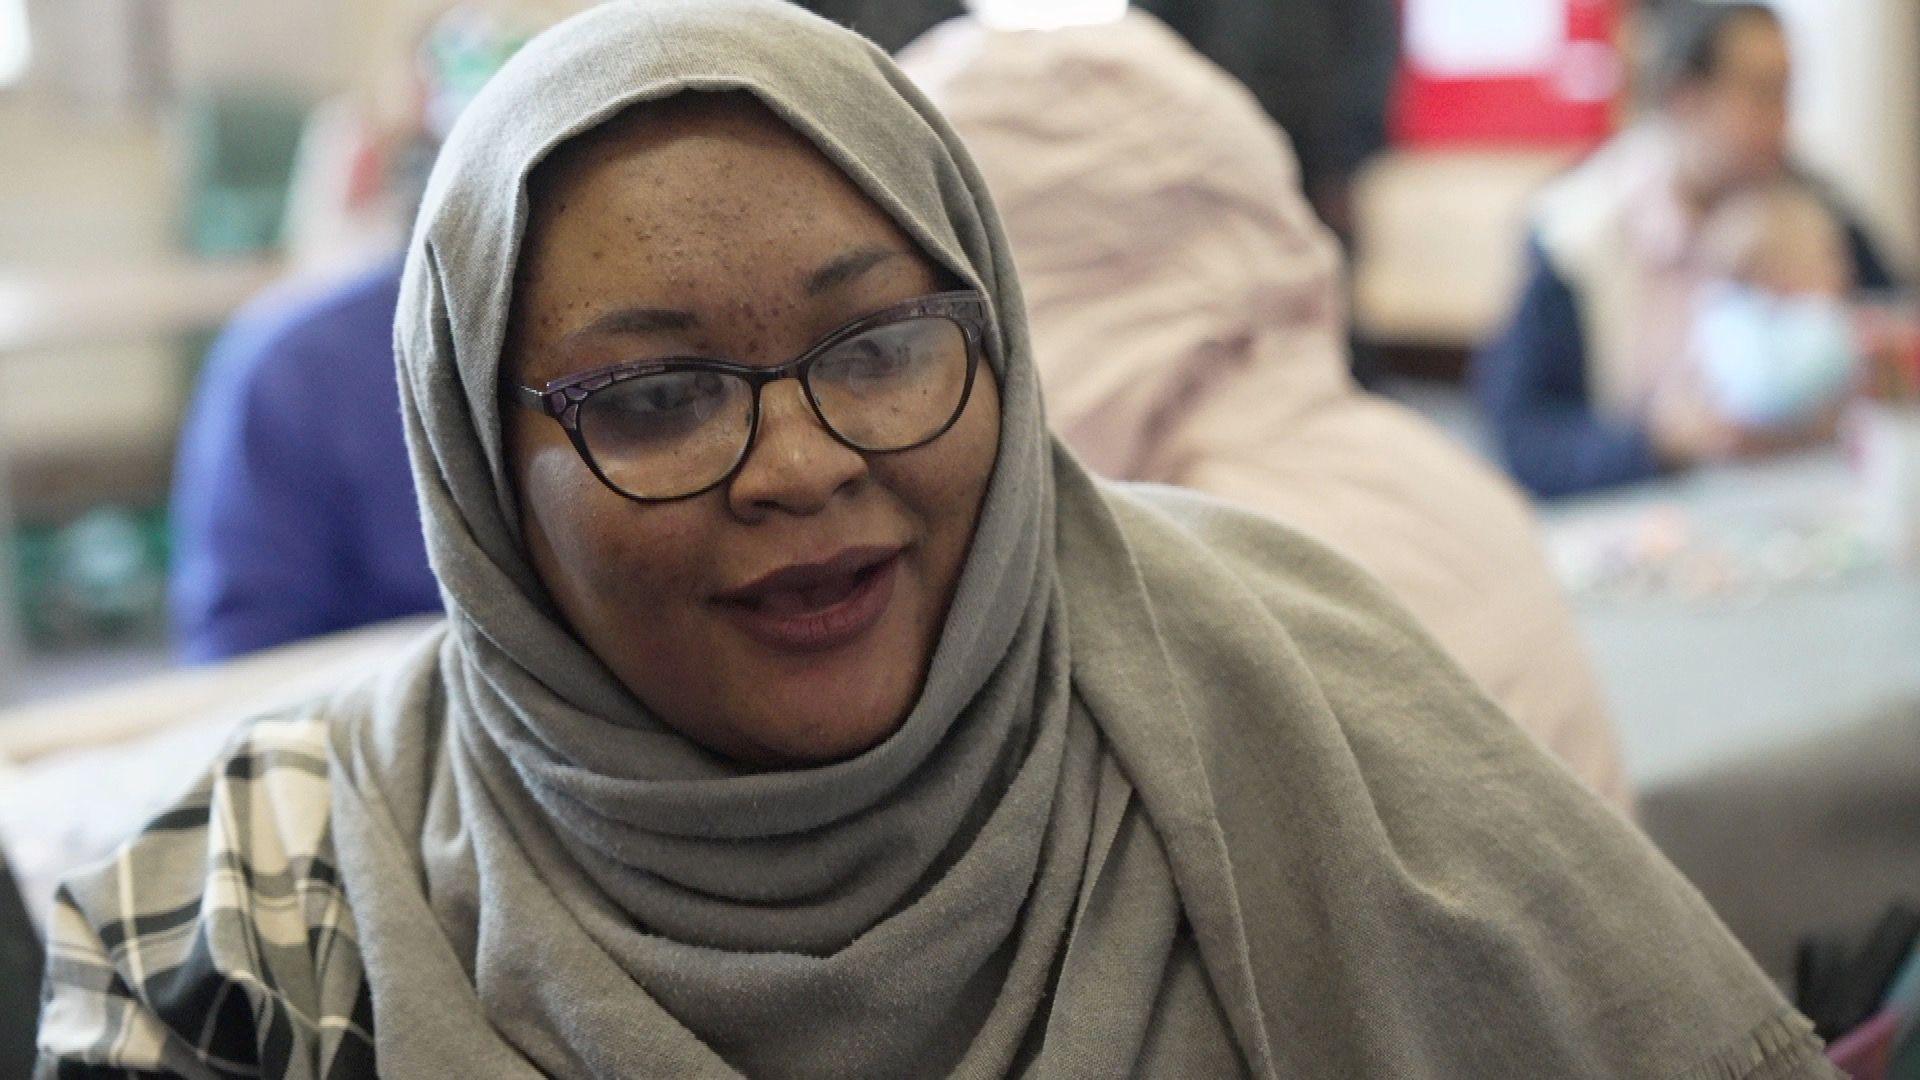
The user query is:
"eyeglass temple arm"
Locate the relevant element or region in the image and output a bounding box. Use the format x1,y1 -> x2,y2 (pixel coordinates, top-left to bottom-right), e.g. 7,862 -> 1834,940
500,378 -> 553,414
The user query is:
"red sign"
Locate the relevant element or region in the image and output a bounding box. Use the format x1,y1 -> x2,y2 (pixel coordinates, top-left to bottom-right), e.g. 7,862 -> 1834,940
1393,0 -> 1623,148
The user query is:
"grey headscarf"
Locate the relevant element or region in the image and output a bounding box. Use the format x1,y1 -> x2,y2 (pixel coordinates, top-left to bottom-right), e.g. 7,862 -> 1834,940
327,2 -> 1832,1077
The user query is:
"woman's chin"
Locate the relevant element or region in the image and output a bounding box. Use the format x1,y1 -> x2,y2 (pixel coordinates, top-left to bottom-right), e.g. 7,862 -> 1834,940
715,611 -> 932,767
730,689 -> 916,769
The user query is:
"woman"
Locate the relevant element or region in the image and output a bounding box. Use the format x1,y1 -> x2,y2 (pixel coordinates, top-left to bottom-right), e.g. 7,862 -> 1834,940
1475,0 -> 1897,498
899,12 -> 1628,811
40,2 -> 1830,1076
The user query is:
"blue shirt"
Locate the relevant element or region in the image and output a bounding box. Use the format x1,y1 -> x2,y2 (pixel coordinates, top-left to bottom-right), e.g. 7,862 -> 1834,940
170,258 -> 439,661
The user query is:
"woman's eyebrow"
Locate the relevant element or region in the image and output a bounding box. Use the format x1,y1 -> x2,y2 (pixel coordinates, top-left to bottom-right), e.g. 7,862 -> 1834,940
806,246 -> 908,296
566,307 -> 700,343
562,248 -> 907,344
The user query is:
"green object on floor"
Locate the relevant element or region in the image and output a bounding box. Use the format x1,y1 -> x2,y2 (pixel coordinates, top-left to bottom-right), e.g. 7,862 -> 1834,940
9,506 -> 170,650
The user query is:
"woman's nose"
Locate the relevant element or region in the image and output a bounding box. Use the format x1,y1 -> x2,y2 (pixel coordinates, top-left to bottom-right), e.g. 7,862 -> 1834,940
725,378 -> 867,519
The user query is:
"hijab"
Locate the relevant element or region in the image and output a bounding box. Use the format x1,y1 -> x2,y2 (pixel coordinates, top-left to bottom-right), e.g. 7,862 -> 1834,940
899,13 -> 1629,810
326,2 -> 1823,1076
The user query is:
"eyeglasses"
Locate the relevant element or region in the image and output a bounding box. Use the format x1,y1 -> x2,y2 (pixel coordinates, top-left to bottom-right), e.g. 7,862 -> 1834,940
503,291 -> 989,503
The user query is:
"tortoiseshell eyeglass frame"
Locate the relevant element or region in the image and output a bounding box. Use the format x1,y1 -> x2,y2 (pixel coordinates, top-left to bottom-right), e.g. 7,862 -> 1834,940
500,290 -> 992,504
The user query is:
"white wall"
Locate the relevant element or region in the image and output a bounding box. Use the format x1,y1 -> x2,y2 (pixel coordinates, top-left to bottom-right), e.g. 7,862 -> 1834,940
0,92 -> 179,501
1774,0 -> 1920,276
165,0 -> 349,98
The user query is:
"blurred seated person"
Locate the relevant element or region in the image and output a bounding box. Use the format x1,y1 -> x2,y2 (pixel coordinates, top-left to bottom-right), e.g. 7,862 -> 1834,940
169,5 -> 544,661
1474,0 -> 1899,498
899,11 -> 1631,809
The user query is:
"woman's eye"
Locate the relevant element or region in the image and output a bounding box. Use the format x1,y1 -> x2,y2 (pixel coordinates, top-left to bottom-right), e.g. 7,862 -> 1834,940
586,371 -> 733,450
845,345 -> 907,379
822,336 -> 914,384
634,371 -> 723,412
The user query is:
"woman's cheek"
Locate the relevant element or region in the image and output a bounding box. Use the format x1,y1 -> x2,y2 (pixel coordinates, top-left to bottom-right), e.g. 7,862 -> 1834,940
522,439 -> 597,521
521,444 -> 666,609
576,501 -> 711,605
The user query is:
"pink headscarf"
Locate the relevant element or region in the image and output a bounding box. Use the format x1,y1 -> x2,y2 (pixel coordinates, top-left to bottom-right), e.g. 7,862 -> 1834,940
902,12 -> 1631,809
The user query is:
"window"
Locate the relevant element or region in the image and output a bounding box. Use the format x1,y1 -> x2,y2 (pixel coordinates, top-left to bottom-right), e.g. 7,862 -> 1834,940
0,0 -> 28,88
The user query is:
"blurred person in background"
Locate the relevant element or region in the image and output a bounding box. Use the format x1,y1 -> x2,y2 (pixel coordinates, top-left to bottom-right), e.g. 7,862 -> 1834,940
168,4 -> 548,661
1475,0 -> 1900,498
1132,0 -> 1398,236
899,12 -> 1630,810
794,0 -> 963,52
1128,0 -> 1398,388
805,0 -> 1398,235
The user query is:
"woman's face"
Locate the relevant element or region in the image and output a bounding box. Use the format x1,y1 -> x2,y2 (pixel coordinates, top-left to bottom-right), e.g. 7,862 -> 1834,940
1672,15 -> 1792,195
504,95 -> 1001,768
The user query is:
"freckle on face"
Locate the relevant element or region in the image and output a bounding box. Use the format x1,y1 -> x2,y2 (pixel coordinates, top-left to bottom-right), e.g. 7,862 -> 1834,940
501,93 -> 1002,768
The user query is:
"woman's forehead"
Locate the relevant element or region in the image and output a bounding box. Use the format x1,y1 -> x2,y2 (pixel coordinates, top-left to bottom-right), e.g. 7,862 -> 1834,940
531,93 -> 815,202
504,92 -> 955,382
519,93 -> 943,286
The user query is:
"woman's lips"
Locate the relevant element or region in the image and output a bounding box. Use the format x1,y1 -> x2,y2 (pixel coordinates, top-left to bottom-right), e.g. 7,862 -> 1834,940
714,547 -> 903,654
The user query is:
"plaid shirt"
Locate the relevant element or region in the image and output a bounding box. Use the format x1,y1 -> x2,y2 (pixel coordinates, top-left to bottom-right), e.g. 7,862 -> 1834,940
36,714 -> 376,1079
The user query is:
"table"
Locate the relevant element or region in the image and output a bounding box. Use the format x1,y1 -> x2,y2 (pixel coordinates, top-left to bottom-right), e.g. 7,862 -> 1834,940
1541,452 -> 1920,976
1541,450 -> 1920,788
0,617 -> 437,929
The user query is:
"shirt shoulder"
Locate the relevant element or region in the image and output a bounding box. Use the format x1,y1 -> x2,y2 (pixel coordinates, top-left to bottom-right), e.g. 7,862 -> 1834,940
201,259 -> 404,412
36,714 -> 374,1078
